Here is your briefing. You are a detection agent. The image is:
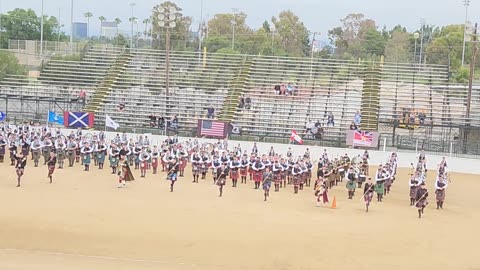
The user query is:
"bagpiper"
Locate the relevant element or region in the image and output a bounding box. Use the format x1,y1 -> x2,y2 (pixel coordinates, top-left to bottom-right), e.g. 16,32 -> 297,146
55,137 -> 66,169
81,142 -> 93,171
434,173 -> 448,209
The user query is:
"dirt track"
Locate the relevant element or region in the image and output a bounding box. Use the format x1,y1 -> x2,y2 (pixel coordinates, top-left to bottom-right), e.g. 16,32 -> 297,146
0,162 -> 478,270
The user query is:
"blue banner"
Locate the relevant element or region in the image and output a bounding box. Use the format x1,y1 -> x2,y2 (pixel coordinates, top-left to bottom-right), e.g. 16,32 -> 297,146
48,111 -> 64,125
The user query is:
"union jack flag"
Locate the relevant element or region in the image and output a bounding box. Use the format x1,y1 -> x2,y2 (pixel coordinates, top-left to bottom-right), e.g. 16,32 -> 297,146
353,131 -> 373,147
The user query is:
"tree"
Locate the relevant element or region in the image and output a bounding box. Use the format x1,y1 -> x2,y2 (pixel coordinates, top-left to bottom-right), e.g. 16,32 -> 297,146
363,28 -> 386,56
0,51 -> 27,80
112,34 -> 128,47
114,18 -> 122,36
271,10 -> 310,57
98,16 -> 106,37
151,2 -> 193,51
84,12 -> 93,38
384,31 -> 411,62
142,18 -> 151,40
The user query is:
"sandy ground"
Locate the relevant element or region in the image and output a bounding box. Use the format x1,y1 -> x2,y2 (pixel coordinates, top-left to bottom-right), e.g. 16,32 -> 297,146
0,160 -> 479,270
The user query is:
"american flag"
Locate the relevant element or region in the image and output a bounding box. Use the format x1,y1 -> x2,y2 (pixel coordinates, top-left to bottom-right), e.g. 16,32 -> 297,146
200,120 -> 225,137
353,131 -> 373,147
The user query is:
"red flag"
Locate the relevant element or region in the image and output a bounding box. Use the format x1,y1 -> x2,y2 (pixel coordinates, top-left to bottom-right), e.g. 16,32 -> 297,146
290,130 -> 303,145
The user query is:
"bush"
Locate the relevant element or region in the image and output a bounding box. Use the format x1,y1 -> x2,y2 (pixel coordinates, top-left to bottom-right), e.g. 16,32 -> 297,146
0,50 -> 27,80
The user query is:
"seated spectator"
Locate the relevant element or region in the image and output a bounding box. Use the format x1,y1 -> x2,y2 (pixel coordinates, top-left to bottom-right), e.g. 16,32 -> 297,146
207,106 -> 215,119
305,120 -> 314,134
148,114 -> 157,128
274,84 -> 281,95
418,112 -> 425,124
350,121 -> 358,130
327,112 -> 335,127
239,95 -> 245,109
354,111 -> 361,125
118,102 -> 125,112
245,96 -> 251,109
409,112 -> 415,125
286,83 -> 293,96
170,115 -> 179,131
314,120 -> 321,128
158,116 -> 165,129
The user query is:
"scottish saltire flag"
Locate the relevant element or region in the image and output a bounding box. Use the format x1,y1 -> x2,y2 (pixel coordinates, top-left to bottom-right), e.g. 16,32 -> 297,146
0,111 -> 6,121
48,111 -> 64,125
353,131 -> 373,147
63,111 -> 95,128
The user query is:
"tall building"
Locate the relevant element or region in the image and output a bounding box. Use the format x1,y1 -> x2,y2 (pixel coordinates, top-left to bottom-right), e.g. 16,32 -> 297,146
101,21 -> 118,39
72,22 -> 87,40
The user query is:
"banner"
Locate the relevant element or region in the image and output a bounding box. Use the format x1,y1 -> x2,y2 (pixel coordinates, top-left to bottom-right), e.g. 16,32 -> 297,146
105,114 -> 120,130
64,111 -> 95,129
346,130 -> 380,148
0,111 -> 6,121
197,119 -> 227,138
290,130 -> 303,145
48,111 -> 64,125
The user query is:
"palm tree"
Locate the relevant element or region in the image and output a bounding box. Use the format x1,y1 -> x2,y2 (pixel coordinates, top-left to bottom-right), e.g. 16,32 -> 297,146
83,12 -> 93,38
98,16 -> 106,38
142,18 -> 151,40
114,18 -> 122,36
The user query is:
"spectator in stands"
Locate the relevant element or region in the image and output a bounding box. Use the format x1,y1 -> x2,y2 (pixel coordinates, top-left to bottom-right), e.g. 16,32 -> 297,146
305,119 -> 314,134
327,112 -> 335,127
239,95 -> 245,109
158,116 -> 165,129
207,106 -> 215,119
245,96 -> 251,109
286,83 -> 293,96
354,111 -> 361,125
350,121 -> 358,130
315,120 -> 321,128
274,84 -> 281,95
118,102 -> 125,112
79,90 -> 86,105
170,115 -> 179,131
149,114 -> 157,128
409,112 -> 415,126
418,112 -> 425,125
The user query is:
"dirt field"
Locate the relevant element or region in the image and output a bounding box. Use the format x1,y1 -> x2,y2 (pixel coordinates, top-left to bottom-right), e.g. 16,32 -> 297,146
0,161 -> 478,270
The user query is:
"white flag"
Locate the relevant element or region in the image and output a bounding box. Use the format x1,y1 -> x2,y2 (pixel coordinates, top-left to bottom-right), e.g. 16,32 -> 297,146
105,114 -> 120,130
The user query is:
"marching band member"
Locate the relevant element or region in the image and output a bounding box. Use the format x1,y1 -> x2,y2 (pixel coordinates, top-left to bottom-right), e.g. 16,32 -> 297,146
0,134 -> 6,163
31,137 -> 43,167
42,136 -> 53,166
133,143 -> 142,170
251,157 -> 265,190
178,147 -> 188,177
262,167 -> 274,201
363,178 -> 375,212
272,160 -> 283,192
190,151 -> 202,183
55,137 -> 66,169
139,148 -> 151,178
346,166 -> 357,199
280,158 -> 289,188
314,177 -> 329,207
416,182 -> 429,218
210,154 -> 221,185
46,152 -> 57,183
200,151 -> 211,180
409,173 -> 419,206
96,141 -> 108,169
14,151 -> 27,187
80,142 -> 93,171
384,165 -> 393,195
435,173 -> 448,209
109,143 -> 121,175
357,167 -> 367,188
151,146 -> 160,174
216,163 -> 229,197
229,156 -> 241,187
292,163 -> 303,194
240,154 -> 249,184
164,152 -> 179,192
67,137 -> 77,167
374,165 -> 386,202
118,155 -> 135,188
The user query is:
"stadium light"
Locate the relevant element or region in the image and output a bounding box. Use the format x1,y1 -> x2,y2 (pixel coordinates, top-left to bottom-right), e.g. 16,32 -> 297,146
462,0 -> 470,66
465,22 -> 478,122
129,2 -> 136,48
413,32 -> 419,62
156,4 -> 179,122
231,8 -> 239,50
40,0 -> 44,57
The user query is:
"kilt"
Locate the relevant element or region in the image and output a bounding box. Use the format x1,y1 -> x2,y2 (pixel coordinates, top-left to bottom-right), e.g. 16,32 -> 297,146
97,152 -> 106,163
248,167 -> 254,175
83,154 -> 91,165
385,178 -> 392,187
409,187 -> 417,199
140,161 -> 148,170
16,168 -> 24,177
75,149 -> 81,156
364,192 -> 374,203
316,191 -> 329,203
201,164 -> 209,174
168,172 -> 177,181
216,178 -> 226,186
230,170 -> 239,180
57,151 -> 66,161
435,189 -> 445,201
152,158 -> 158,168
375,182 -> 385,195
253,171 -> 263,182
109,156 -> 118,167
346,181 -> 356,190
48,165 -> 55,175
192,164 -> 200,175
416,199 -> 428,209
0,147 -> 5,155
300,173 -> 306,184
240,167 -> 248,177
22,148 -> 29,155
262,181 -> 271,190
180,158 -> 187,169
273,172 -> 282,183
293,175 -> 301,186
32,151 -> 41,160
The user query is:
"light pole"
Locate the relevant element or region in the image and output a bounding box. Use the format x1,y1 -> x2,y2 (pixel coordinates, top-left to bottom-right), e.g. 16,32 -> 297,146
70,0 -> 73,53
156,4 -> 179,120
462,0 -> 470,66
40,0 -> 44,57
198,0 -> 204,62
0,0 -> 3,48
419,19 -> 425,64
231,8 -> 238,50
270,24 -> 275,55
463,21 -> 477,152
310,32 -> 320,79
413,32 -> 420,62
129,2 -> 136,48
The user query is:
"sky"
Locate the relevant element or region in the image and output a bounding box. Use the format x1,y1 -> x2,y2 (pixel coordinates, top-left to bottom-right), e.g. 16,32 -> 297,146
1,0 -> 480,40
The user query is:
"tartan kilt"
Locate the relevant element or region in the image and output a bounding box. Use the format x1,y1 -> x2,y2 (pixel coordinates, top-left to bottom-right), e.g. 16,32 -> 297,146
179,158 -> 187,169
274,172 -> 282,183
346,181 -> 356,190
253,171 -> 263,182
281,170 -> 287,180
293,175 -> 301,185
83,154 -> 91,164
216,177 -> 226,186
16,168 -> 24,176
410,187 -> 417,199
375,182 -> 385,195
0,147 -> 5,155
152,157 -> 158,168
240,167 -> 248,177
201,164 -> 209,174
192,164 -> 200,175
416,199 -> 428,209
435,189 -> 445,201
48,165 -> 55,175
364,192 -> 374,203
140,161 -> 148,169
230,170 -> 239,180
248,167 -> 254,175
22,148 -> 29,155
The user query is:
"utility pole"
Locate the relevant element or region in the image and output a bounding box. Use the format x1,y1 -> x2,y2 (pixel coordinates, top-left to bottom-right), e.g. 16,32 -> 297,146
463,22 -> 477,153
310,32 -> 320,79
198,0 -> 204,63
419,19 -> 425,64
40,0 -> 44,57
462,0 -> 470,66
70,0 -> 74,53
231,8 -> 238,50
130,2 -> 136,48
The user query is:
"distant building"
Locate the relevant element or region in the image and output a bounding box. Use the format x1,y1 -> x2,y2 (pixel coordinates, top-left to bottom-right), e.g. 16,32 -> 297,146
72,22 -> 87,40
101,21 -> 118,39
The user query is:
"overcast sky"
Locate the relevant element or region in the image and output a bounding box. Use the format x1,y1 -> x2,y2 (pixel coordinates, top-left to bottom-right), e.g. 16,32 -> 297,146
2,0 -> 480,39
